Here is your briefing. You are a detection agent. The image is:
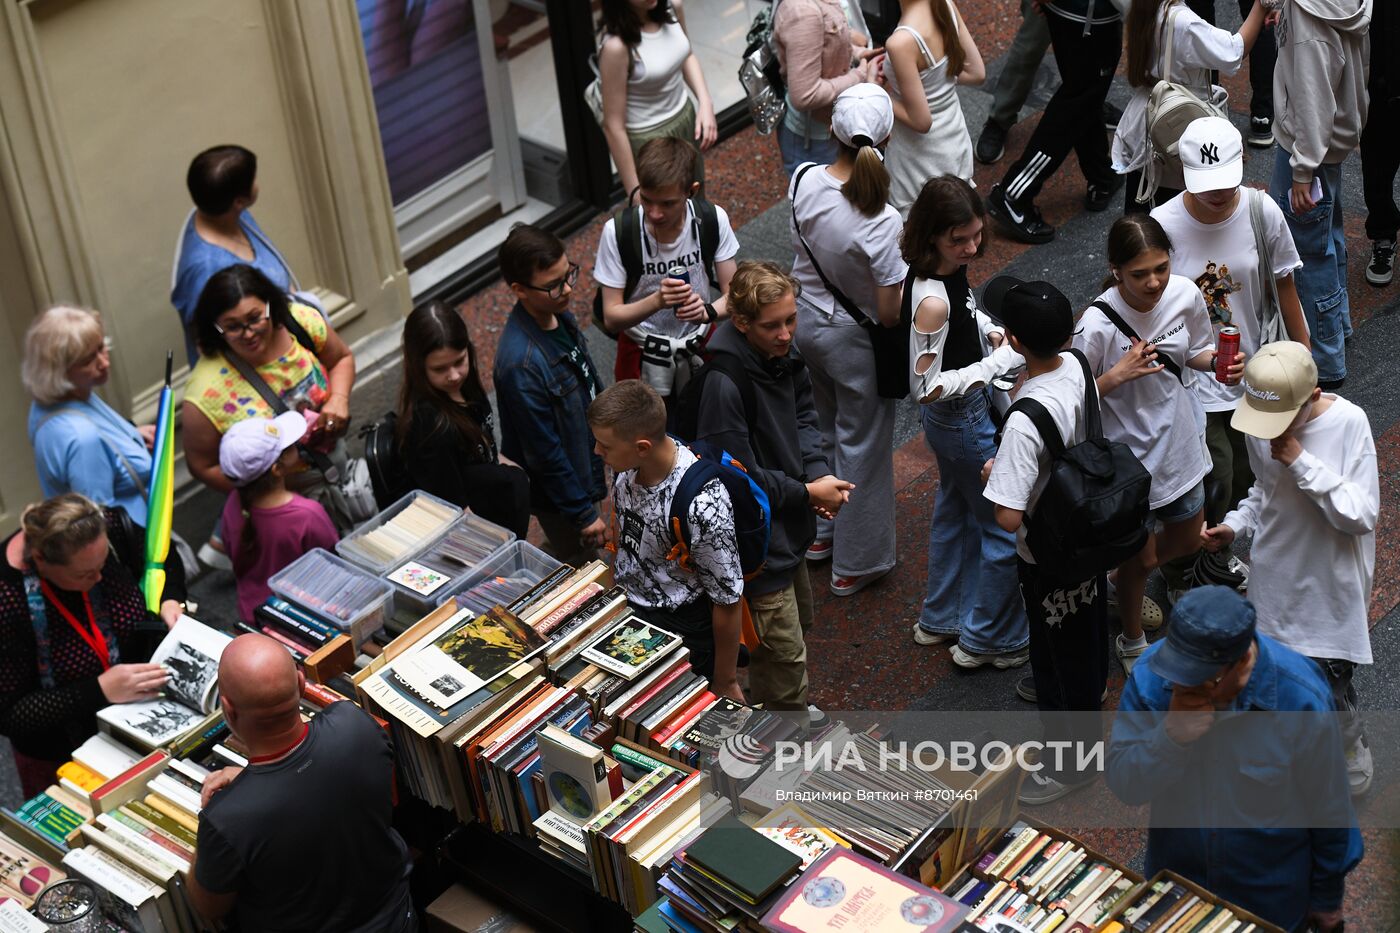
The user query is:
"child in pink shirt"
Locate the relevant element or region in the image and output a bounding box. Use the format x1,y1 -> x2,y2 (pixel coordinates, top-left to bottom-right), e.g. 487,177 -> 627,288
219,413 -> 339,622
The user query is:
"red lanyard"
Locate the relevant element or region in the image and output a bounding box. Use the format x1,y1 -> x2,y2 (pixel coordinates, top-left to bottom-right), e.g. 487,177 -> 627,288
247,722 -> 310,764
39,579 -> 110,672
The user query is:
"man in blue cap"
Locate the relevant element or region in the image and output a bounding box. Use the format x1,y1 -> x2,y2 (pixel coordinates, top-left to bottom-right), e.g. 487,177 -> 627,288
1106,586 -> 1363,932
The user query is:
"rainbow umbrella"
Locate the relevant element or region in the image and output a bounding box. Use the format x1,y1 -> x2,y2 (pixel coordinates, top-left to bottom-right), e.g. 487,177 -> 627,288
142,352 -> 175,613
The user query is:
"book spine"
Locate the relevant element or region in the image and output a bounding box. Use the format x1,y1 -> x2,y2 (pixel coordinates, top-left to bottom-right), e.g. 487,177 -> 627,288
256,623 -> 316,658
652,692 -> 717,747
266,598 -> 340,639
143,795 -> 197,833
256,604 -> 329,648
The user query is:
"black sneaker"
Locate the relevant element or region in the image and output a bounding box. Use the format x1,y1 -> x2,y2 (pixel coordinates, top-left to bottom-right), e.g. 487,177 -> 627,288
1247,116 -> 1273,148
1102,100 -> 1124,130
1016,675 -> 1109,705
976,120 -> 1009,165
1191,550 -> 1248,591
1085,175 -> 1124,212
987,183 -> 1055,244
1367,239 -> 1395,287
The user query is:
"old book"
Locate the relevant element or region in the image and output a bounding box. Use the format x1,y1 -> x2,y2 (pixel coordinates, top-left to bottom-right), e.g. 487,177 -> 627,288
61,845 -> 163,933
580,616 -> 682,680
71,734 -> 142,781
387,605 -> 547,711
0,899 -> 47,933
754,802 -> 849,870
685,814 -> 801,905
763,847 -> 967,932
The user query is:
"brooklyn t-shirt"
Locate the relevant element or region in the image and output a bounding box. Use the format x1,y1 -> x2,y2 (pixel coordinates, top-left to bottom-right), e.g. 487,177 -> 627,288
611,444 -> 743,611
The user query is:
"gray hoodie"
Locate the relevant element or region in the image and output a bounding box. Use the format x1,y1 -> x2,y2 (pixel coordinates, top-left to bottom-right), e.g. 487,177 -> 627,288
1272,0 -> 1372,181
695,322 -> 831,596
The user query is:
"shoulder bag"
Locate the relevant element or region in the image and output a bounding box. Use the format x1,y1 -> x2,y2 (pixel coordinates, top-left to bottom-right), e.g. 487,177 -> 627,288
1248,187 -> 1288,345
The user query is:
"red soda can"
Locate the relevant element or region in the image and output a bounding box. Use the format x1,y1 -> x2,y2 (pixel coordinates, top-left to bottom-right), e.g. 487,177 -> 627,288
1216,326 -> 1240,383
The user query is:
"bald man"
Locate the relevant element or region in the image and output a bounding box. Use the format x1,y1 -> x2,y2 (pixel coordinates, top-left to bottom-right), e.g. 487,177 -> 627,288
187,635 -> 416,931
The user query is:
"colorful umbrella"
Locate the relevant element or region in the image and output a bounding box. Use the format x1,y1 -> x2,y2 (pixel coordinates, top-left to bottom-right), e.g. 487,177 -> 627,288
142,352 -> 175,613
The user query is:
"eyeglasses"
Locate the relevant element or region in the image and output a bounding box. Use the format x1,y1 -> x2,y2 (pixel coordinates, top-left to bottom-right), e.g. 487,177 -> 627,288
214,306 -> 271,338
521,263 -> 579,300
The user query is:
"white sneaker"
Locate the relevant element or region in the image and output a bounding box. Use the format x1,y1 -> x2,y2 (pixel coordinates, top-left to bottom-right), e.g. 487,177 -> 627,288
1346,737 -> 1374,796
197,541 -> 232,571
912,623 -> 953,646
950,644 -> 1030,670
1116,633 -> 1148,676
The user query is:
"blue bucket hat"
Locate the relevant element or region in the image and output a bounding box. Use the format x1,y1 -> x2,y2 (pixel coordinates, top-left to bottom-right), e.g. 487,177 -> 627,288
1148,586 -> 1256,686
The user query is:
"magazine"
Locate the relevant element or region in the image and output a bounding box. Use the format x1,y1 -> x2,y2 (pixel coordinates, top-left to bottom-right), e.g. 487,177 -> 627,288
388,605 -> 548,709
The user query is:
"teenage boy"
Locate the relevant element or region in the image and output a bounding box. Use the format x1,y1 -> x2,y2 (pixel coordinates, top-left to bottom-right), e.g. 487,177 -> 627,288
595,137 -> 740,396
1203,341 -> 1378,795
1267,0 -> 1371,387
692,261 -> 854,711
985,0 -> 1123,243
495,224 -> 607,565
980,276 -> 1109,806
588,380 -> 745,702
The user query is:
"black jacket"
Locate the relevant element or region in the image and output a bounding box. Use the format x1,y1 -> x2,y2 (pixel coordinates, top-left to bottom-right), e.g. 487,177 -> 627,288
695,323 -> 831,595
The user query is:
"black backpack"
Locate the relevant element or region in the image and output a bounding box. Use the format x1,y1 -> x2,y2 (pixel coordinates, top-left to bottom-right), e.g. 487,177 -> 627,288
671,352 -> 757,444
1004,349 -> 1152,587
591,197 -> 722,338
359,411 -> 409,510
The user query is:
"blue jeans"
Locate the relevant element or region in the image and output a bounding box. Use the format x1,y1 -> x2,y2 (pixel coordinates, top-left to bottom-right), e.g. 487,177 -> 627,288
1270,149 -> 1348,383
778,122 -> 839,177
918,391 -> 1029,654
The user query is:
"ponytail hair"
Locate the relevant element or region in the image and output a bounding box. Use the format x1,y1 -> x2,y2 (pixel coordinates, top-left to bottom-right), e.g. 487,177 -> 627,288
1102,214 -> 1174,289
232,468 -> 282,577
839,137 -> 890,217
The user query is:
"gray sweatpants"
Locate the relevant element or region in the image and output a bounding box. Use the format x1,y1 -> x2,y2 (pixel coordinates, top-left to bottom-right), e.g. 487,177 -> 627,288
986,0 -> 1052,131
794,300 -> 897,579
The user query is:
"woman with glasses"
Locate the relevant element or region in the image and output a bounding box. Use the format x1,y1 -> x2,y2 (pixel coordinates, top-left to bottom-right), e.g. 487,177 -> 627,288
181,264 -> 357,526
0,494 -> 187,797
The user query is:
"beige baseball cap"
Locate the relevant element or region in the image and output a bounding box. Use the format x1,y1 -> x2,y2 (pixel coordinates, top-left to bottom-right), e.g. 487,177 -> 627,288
1231,341 -> 1318,439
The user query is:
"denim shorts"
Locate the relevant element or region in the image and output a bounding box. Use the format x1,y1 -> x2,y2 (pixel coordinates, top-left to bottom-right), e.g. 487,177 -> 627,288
1151,480 -> 1206,527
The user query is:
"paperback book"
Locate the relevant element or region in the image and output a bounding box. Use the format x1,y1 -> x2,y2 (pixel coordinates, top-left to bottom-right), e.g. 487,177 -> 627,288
581,617 -> 682,680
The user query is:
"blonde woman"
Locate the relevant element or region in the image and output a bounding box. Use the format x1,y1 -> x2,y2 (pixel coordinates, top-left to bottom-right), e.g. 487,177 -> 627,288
25,307 -> 156,526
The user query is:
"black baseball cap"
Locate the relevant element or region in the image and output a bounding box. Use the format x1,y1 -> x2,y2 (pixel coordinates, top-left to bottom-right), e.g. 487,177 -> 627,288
981,275 -> 1073,355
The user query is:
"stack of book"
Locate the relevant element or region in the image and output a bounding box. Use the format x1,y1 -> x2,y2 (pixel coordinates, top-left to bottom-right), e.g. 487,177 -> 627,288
760,847 -> 969,932
0,826 -> 66,922
949,821 -> 1140,932
95,616 -> 230,753
1109,871 -> 1283,933
249,595 -> 346,666
267,548 -> 395,651
335,490 -> 461,574
1,787 -> 87,856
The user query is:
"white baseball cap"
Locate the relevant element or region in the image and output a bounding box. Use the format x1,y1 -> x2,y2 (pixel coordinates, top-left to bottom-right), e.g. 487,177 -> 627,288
219,412 -> 307,486
1179,117 -> 1244,193
831,84 -> 894,150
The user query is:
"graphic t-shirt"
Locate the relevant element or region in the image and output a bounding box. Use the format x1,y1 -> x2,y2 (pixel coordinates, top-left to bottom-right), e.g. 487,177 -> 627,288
1152,191 -> 1302,412
593,202 -> 741,340
985,353 -> 1089,563
185,304 -> 328,435
612,444 -> 743,611
546,324 -> 600,402
1073,278 -> 1213,508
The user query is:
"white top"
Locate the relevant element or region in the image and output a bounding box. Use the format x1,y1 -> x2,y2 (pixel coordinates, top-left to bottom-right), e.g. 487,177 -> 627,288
622,22 -> 692,129
612,444 -> 744,611
788,164 -> 908,323
1222,396 -> 1377,665
906,275 -> 1003,402
985,353 -> 1090,563
1151,190 -> 1303,412
1073,277 -> 1214,509
1111,3 -> 1243,174
881,21 -> 975,218
593,202 -> 741,340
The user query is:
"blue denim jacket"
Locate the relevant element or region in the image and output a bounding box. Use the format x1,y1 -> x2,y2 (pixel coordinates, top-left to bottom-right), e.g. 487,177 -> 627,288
493,305 -> 606,527
1108,635 -> 1364,931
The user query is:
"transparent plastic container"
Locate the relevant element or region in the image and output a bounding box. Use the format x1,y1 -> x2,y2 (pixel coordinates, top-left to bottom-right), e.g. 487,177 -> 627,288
269,548 -> 394,648
383,512 -> 517,620
441,541 -> 563,616
335,489 -> 462,575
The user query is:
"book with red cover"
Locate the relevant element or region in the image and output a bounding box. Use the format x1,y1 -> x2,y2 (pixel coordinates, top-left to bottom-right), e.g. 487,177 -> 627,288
762,847 -> 968,932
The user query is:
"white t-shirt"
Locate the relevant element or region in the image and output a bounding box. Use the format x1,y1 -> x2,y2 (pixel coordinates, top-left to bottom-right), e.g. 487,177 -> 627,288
1073,278 -> 1213,508
788,164 -> 908,323
611,444 -> 744,612
1223,396 -> 1377,665
593,202 -> 741,340
985,352 -> 1090,563
1151,191 -> 1303,412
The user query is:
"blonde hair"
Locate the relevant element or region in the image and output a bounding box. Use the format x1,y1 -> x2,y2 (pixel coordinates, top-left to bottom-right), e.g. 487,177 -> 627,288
840,143 -> 891,217
587,380 -> 668,442
22,306 -> 105,405
21,493 -> 107,565
728,261 -> 800,327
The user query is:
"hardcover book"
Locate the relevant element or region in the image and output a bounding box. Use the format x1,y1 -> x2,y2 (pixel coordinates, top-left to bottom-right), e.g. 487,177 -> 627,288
762,847 -> 969,933
536,725 -> 617,823
580,616 -> 682,680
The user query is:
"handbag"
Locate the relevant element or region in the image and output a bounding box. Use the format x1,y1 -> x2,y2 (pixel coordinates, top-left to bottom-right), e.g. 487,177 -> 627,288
1137,4 -> 1228,203
222,352 -> 377,529
1248,187 -> 1288,345
791,164 -> 910,400
739,3 -> 786,135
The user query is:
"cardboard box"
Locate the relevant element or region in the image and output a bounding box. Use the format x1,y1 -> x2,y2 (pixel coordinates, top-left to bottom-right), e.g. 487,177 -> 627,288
1104,869 -> 1286,933
424,882 -> 541,933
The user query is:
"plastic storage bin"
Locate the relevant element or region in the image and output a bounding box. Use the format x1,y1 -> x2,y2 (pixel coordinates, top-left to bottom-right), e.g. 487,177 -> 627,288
444,541 -> 564,617
269,548 -> 394,649
336,489 -> 461,575
383,512 -> 517,620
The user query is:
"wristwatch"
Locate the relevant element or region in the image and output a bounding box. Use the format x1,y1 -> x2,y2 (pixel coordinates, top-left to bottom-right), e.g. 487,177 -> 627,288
704,302 -> 718,323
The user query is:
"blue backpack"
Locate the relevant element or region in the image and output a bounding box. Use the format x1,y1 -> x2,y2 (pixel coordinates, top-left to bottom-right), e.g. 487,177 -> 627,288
666,438 -> 771,580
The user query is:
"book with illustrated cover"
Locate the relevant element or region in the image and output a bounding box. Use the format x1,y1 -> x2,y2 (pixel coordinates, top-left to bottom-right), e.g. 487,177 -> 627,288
389,605 -> 548,710
580,616 -> 681,680
762,847 -> 969,933
754,803 -> 849,871
537,725 -> 617,823
96,616 -> 231,750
